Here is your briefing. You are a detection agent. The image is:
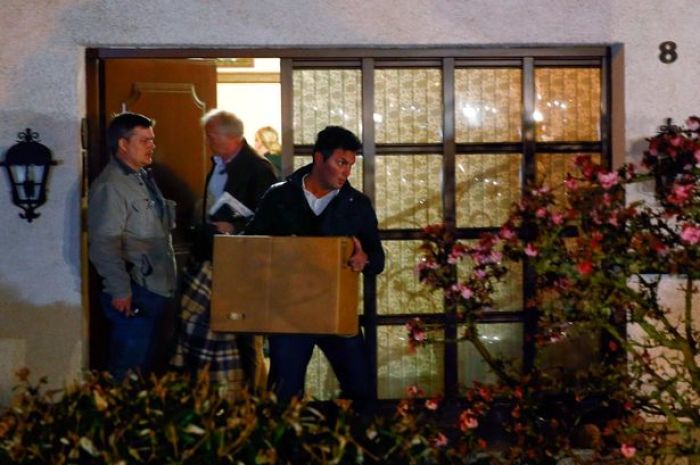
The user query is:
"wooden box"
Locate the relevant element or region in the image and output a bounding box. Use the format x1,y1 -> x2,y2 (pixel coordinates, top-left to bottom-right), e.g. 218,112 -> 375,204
210,236 -> 359,335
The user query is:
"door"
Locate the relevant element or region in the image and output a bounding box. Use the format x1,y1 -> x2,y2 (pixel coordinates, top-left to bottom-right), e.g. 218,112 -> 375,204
88,58 -> 217,370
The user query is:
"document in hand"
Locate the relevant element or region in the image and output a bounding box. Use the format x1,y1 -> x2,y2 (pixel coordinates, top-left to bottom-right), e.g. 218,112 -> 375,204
208,192 -> 254,222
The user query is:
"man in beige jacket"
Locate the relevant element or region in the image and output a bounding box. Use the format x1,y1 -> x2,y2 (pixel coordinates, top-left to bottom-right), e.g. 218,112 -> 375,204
88,112 -> 176,381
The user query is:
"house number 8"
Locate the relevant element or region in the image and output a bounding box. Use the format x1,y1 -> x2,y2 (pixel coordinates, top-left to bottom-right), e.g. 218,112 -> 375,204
659,41 -> 678,64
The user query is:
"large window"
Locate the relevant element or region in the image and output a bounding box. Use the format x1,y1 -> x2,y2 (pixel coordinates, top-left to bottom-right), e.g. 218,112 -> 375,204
284,51 -> 611,400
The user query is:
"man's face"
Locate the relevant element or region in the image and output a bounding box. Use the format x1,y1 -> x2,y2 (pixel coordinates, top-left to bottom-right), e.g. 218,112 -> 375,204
117,126 -> 155,170
205,122 -> 241,157
313,148 -> 356,191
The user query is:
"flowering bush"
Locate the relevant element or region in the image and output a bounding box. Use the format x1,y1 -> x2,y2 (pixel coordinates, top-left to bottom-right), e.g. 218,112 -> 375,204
413,118 -> 700,464
643,116 -> 700,196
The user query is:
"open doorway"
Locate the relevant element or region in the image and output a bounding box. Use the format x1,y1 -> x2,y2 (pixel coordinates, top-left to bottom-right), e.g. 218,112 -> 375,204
86,56 -> 281,372
217,58 -> 281,151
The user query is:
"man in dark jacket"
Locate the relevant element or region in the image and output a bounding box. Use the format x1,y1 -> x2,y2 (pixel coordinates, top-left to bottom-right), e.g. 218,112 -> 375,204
200,109 -> 277,238
181,109 -> 277,391
246,125 -> 385,403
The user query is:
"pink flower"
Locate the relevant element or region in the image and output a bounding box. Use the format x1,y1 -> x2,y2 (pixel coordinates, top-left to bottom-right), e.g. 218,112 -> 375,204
620,443 -> 636,459
406,318 -> 428,349
448,245 -> 466,264
575,155 -> 597,179
551,212 -> 564,225
524,243 -> 539,257
425,397 -> 440,410
695,149 -> 700,164
564,178 -> 578,191
459,410 -> 479,431
432,432 -> 448,448
499,227 -> 516,240
536,208 -> 547,218
406,385 -> 425,398
479,386 -> 493,402
680,224 -> 700,245
451,283 -> 474,300
667,184 -> 694,206
460,285 -> 474,300
597,171 -> 620,190
669,135 -> 683,147
686,116 -> 700,131
474,269 -> 487,279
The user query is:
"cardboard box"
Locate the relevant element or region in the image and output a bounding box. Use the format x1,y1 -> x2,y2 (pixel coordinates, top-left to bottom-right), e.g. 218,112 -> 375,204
210,236 -> 359,335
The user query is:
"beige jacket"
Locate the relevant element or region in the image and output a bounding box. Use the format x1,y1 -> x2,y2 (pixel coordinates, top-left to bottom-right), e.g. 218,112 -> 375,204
88,158 -> 177,298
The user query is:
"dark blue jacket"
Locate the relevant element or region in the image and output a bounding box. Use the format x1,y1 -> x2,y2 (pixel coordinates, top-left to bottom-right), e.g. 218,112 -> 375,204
245,164 -> 385,275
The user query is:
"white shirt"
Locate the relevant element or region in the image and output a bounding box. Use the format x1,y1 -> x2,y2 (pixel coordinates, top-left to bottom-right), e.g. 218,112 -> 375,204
206,155 -> 233,212
302,175 -> 339,216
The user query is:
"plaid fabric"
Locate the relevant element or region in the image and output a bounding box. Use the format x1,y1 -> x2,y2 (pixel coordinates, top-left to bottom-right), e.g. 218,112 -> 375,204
171,260 -> 244,393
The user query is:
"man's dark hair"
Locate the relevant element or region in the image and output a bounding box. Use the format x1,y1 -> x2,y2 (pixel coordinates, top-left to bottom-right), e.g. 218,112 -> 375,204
312,126 -> 361,161
107,112 -> 153,157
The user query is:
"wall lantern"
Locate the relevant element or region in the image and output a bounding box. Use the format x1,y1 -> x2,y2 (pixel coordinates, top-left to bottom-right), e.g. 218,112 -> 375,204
0,128 -> 58,222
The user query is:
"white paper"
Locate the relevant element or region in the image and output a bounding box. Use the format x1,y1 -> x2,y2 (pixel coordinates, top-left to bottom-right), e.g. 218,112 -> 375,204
208,191 -> 254,218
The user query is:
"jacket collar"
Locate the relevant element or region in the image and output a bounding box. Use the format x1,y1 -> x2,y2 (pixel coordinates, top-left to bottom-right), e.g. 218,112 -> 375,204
111,156 -> 151,178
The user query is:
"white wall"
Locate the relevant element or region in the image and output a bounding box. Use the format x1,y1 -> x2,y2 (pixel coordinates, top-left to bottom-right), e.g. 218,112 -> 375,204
1,0 -> 699,402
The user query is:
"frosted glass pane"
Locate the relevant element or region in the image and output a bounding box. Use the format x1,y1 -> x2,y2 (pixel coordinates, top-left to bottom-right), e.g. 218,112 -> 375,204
458,323 -> 522,386
304,346 -> 339,401
377,325 -> 444,398
536,153 -> 600,206
455,68 -> 522,143
457,240 -> 523,312
293,155 -> 363,192
375,155 -> 442,229
293,155 -> 312,171
293,69 -> 362,144
455,154 -> 522,228
377,241 -> 443,315
374,69 -> 442,143
535,68 -> 601,142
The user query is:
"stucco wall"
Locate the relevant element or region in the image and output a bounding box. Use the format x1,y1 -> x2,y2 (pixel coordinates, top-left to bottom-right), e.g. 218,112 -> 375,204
0,0 -> 698,403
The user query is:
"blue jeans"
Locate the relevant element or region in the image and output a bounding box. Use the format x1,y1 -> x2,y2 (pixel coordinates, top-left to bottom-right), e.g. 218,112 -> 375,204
268,333 -> 371,402
100,281 -> 168,382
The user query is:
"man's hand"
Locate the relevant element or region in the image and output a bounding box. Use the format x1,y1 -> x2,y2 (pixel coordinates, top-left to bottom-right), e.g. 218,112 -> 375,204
348,236 -> 368,272
212,221 -> 235,235
112,295 -> 135,316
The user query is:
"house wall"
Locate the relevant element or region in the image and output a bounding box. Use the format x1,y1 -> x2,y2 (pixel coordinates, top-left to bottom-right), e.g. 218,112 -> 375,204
1,0 -> 698,403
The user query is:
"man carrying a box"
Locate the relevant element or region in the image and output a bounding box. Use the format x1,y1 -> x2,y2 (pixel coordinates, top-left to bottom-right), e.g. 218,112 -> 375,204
245,125 -> 385,403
